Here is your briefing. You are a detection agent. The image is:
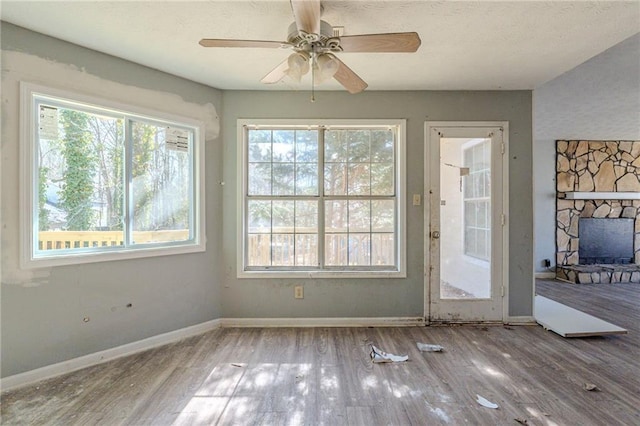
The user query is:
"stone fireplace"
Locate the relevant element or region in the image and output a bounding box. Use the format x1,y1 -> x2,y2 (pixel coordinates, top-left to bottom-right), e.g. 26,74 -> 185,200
555,140 -> 640,283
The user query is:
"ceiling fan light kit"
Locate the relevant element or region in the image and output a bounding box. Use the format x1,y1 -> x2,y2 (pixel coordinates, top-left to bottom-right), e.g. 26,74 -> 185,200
199,0 -> 421,98
313,53 -> 339,84
286,51 -> 310,82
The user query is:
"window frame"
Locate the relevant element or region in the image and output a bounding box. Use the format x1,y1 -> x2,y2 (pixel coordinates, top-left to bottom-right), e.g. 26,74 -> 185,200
237,119 -> 406,278
20,82 -> 206,268
462,138 -> 491,263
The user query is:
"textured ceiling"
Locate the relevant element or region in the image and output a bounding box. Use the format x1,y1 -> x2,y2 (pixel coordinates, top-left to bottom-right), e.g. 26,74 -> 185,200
1,1 -> 639,91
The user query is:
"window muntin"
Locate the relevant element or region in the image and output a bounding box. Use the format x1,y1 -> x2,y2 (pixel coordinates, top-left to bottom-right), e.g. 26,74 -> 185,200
22,84 -> 204,267
463,139 -> 491,261
241,120 -> 404,276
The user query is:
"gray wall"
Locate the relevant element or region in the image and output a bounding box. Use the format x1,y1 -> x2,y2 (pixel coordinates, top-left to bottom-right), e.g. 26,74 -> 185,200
2,23 -> 534,378
1,23 -> 224,377
533,33 -> 640,272
222,90 -> 533,319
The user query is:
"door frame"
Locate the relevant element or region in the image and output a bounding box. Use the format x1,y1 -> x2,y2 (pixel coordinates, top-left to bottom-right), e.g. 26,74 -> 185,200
424,121 -> 510,323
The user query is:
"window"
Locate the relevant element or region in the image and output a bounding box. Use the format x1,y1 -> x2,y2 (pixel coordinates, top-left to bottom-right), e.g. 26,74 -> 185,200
463,139 -> 491,261
20,83 -> 205,267
238,119 -> 406,277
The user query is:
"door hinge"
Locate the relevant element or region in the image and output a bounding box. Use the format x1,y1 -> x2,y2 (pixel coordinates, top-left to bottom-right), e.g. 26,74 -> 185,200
501,286 -> 505,297
501,142 -> 505,155
501,213 -> 506,226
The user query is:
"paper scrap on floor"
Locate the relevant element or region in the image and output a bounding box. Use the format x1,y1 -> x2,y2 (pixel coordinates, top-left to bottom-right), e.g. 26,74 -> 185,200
370,345 -> 408,363
534,295 -> 627,338
476,394 -> 499,409
417,342 -> 444,352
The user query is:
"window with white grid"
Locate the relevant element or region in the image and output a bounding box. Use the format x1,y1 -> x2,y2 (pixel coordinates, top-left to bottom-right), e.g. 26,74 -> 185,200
239,120 -> 406,277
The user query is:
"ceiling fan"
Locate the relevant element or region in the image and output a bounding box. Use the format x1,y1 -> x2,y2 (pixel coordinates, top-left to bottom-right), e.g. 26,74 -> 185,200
199,0 -> 421,95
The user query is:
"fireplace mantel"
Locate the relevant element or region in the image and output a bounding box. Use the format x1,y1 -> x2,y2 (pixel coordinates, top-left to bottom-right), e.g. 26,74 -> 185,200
560,192 -> 640,200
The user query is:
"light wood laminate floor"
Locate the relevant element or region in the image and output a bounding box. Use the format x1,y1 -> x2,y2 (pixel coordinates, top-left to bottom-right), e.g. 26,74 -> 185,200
2,279 -> 639,425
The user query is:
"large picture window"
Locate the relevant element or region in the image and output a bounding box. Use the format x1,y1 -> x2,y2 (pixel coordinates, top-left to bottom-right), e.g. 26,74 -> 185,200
239,119 -> 406,277
21,83 -> 205,267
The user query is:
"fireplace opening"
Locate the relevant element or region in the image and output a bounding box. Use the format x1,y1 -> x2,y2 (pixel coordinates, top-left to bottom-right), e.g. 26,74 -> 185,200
579,218 -> 634,264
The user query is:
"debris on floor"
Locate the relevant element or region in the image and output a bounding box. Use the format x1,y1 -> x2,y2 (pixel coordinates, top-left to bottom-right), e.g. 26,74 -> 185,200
535,295 -> 627,337
416,342 -> 444,352
583,382 -> 599,391
515,418 -> 529,424
370,345 -> 409,363
475,394 -> 499,409
231,363 -> 244,368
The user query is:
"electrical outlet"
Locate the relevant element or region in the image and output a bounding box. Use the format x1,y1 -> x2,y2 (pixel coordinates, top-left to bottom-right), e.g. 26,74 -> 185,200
294,285 -> 304,299
543,259 -> 551,267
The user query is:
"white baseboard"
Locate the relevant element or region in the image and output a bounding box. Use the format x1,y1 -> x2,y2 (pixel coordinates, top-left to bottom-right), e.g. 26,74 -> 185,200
0,316 -> 423,392
535,272 -> 556,279
0,319 -> 222,392
220,316 -> 426,328
8,315 -> 523,392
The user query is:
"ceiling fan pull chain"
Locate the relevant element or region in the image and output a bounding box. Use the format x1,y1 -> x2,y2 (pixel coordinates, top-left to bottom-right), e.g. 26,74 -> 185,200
311,54 -> 316,102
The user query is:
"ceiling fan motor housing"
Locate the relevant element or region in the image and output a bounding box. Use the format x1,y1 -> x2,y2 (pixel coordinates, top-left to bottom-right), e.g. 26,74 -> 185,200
287,20 -> 342,53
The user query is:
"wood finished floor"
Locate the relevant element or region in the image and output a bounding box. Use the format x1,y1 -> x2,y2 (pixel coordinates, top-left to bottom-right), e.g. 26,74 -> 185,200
2,279 -> 639,425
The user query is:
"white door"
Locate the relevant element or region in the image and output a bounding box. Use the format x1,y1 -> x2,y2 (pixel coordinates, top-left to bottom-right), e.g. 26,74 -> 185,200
425,122 -> 508,323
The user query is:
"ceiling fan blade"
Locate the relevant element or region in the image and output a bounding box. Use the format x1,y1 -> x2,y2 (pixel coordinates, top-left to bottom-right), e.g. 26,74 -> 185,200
339,32 -> 421,53
332,56 -> 368,94
199,39 -> 290,48
290,0 -> 321,35
261,58 -> 290,84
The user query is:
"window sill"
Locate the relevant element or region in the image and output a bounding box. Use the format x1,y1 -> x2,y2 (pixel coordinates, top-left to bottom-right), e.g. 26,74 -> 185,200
23,242 -> 206,269
462,255 -> 490,268
237,270 -> 407,279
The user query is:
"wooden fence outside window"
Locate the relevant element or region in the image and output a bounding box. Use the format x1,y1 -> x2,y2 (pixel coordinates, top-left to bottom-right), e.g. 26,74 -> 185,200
38,230 -> 190,250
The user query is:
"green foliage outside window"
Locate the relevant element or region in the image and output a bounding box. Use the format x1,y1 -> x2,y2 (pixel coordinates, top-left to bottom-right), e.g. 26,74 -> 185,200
59,110 -> 96,231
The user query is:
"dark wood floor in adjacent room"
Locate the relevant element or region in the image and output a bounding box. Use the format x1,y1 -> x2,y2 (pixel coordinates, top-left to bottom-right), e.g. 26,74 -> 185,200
2,279 -> 639,425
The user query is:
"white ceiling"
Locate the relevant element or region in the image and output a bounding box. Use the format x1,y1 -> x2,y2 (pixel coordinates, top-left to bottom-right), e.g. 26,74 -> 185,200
2,1 -> 639,91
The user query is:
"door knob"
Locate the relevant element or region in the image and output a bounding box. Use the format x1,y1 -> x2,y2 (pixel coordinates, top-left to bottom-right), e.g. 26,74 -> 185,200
432,231 -> 440,239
